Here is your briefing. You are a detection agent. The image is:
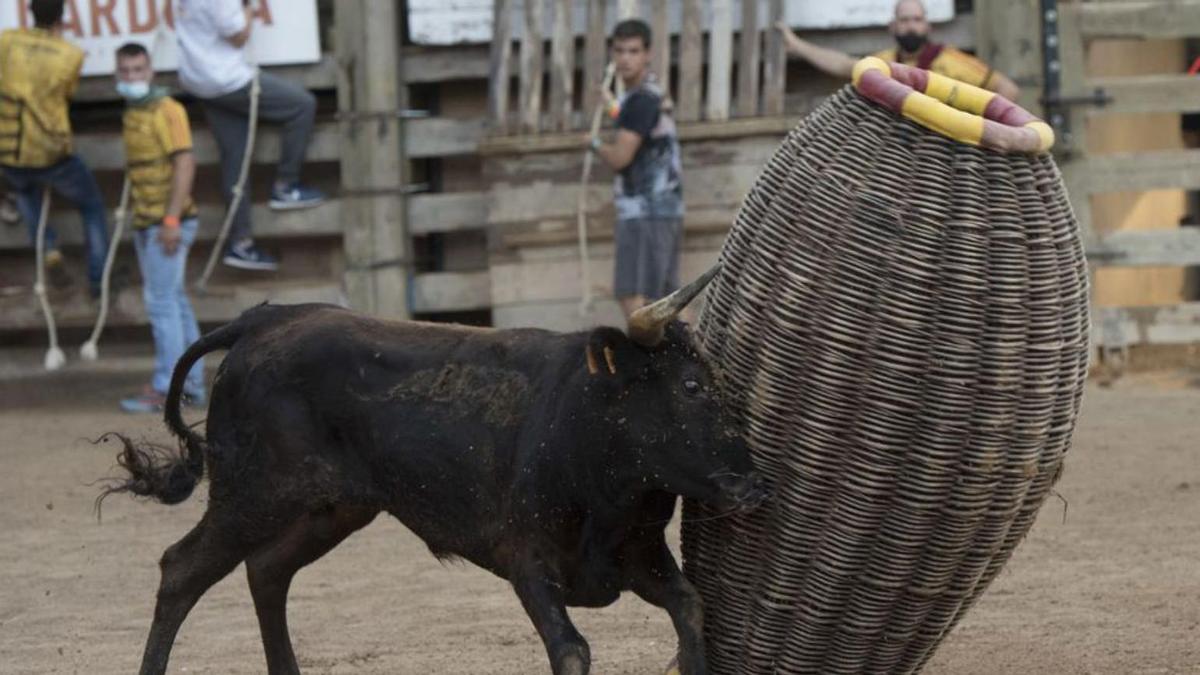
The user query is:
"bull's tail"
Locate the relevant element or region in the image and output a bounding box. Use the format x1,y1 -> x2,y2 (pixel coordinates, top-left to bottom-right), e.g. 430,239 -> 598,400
99,311 -> 256,507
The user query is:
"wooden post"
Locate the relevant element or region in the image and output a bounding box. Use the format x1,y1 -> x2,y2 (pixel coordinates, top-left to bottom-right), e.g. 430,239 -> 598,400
737,0 -> 761,117
583,0 -> 607,119
761,0 -> 786,116
677,0 -> 703,122
488,0 -> 513,133
335,0 -> 410,318
520,0 -> 545,134
973,0 -> 1043,113
707,0 -> 734,121
652,0 -> 671,103
549,0 -> 574,131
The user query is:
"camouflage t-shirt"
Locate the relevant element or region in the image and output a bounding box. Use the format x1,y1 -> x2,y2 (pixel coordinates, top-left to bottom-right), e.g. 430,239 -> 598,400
613,77 -> 684,222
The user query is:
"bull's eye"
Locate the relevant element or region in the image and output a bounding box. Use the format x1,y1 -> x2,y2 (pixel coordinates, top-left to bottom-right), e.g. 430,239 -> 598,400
683,379 -> 701,396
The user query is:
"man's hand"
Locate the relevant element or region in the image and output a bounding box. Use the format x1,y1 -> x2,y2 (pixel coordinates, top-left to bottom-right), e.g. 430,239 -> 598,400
775,21 -> 805,54
159,224 -> 181,256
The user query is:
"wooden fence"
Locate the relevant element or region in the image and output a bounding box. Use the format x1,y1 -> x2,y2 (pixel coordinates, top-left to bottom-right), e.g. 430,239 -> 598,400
1052,0 -> 1200,352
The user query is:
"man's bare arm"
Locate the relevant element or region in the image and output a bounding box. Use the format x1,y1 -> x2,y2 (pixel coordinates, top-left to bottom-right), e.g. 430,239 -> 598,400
166,151 -> 196,221
596,129 -> 644,172
776,22 -> 857,79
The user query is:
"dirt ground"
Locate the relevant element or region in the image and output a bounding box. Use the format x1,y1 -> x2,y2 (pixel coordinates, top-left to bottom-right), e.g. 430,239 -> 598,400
0,363 -> 1197,674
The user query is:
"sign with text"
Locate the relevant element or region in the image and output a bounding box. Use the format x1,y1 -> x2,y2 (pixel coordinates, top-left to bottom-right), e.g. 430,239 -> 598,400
0,0 -> 320,77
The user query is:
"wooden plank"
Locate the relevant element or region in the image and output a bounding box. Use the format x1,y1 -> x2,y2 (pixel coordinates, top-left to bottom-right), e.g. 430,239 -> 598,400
706,0 -> 734,122
677,0 -> 703,123
1072,150 -> 1200,194
1094,302 -> 1200,347
404,46 -> 491,83
479,115 -> 795,155
736,0 -> 761,118
72,56 -> 340,103
618,0 -> 639,19
972,0 -> 1042,112
652,0 -> 671,102
549,0 -> 576,131
519,0 -> 546,134
1088,228 -> 1200,268
1077,0 -> 1200,39
488,0 -> 514,133
761,0 -> 786,116
410,271 -> 492,313
1055,3 -> 1095,251
583,0 -> 609,119
1090,74 -> 1200,115
0,193 -> 491,250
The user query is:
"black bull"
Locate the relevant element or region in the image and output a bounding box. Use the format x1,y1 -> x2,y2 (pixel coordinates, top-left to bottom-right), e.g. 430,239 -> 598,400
104,268 -> 765,675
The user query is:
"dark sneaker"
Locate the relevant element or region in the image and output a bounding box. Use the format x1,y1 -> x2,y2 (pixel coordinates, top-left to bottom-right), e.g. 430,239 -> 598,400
44,250 -> 74,290
269,182 -> 326,211
222,240 -> 279,272
120,387 -> 167,414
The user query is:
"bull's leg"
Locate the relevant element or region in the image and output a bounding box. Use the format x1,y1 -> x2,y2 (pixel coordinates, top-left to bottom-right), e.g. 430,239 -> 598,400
244,505 -> 378,675
625,537 -> 708,675
511,564 -> 591,675
139,514 -> 250,675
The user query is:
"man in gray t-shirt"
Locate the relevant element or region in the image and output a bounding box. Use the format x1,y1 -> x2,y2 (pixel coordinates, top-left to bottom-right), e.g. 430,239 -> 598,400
587,19 -> 684,318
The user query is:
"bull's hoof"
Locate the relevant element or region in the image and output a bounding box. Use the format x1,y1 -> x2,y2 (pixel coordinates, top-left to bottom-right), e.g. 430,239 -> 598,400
552,644 -> 590,675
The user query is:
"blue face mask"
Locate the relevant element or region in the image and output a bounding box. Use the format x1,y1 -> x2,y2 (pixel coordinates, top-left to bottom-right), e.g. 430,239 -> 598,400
116,80 -> 150,100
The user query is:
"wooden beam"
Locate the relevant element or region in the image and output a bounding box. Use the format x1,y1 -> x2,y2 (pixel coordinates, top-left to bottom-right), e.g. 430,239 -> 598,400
72,56 -> 339,103
1090,74 -> 1200,115
549,0 -> 576,132
0,193 -> 491,250
410,271 -> 492,313
1088,228 -> 1200,268
736,0 -> 761,118
519,0 -> 546,134
1093,302 -> 1200,347
1071,150 -> 1200,194
761,0 -> 786,116
488,0 -> 514,133
652,0 -> 671,102
1077,0 -> 1200,39
335,0 -> 410,318
479,115 -> 796,155
405,46 -> 491,83
677,0 -> 703,123
706,0 -> 734,122
583,0 -> 608,119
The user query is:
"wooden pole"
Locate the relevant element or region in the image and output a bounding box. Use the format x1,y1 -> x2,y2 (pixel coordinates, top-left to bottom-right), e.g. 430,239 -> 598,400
488,0 -> 513,133
520,0 -> 546,134
550,0 -> 575,131
762,0 -> 786,116
737,0 -> 761,117
335,0 -> 410,318
677,0 -> 703,122
583,0 -> 608,119
707,0 -> 734,121
651,0 -> 671,102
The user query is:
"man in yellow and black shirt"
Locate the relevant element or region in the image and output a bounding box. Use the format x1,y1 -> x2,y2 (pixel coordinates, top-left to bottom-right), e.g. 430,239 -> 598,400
114,42 -> 206,414
0,0 -> 111,296
777,0 -> 1021,102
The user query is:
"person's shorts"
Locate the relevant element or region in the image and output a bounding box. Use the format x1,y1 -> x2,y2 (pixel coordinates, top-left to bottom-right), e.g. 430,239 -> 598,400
614,216 -> 682,300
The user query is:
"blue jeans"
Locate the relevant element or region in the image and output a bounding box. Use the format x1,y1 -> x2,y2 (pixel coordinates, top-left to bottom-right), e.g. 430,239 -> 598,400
134,218 -> 204,396
2,155 -> 111,291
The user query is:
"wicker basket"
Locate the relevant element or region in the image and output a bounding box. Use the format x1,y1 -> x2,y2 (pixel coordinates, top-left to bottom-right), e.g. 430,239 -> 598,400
684,83 -> 1090,674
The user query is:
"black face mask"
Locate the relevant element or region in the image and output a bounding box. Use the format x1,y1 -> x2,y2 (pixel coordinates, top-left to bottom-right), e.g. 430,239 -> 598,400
896,32 -> 927,54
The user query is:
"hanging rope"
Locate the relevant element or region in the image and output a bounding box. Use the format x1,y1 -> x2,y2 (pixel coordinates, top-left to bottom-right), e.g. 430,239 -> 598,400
33,189 -> 65,371
195,70 -> 261,293
577,62 -> 617,315
79,177 -> 131,361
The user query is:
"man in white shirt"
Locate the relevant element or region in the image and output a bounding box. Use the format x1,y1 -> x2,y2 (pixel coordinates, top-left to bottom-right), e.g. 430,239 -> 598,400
174,0 -> 325,271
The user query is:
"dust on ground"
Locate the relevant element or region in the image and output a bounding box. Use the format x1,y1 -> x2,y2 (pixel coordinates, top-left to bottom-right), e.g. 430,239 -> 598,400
0,363 -> 1197,674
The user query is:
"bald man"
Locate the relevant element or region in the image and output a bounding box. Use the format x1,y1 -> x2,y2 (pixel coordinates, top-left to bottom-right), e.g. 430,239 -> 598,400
777,0 -> 1020,101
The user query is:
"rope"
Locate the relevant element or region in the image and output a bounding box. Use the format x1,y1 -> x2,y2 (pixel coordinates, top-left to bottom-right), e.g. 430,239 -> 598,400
577,62 -> 617,315
79,177 -> 130,361
33,189 -> 65,371
195,70 -> 261,293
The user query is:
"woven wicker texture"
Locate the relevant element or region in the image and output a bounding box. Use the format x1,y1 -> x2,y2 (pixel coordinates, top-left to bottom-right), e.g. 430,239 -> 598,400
683,86 -> 1090,674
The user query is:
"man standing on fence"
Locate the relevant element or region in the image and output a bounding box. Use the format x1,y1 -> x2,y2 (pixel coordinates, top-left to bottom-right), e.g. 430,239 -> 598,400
587,19 -> 685,318
777,0 -> 1021,101
0,0 -> 111,298
174,0 -> 326,272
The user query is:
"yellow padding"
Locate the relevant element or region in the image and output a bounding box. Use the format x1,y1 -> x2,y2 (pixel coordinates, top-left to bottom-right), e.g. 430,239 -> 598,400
851,56 -> 890,87
901,91 -> 986,147
923,70 -> 996,116
1026,121 -> 1055,153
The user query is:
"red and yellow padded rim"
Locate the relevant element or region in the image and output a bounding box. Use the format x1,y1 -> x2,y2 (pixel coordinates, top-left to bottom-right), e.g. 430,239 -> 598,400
851,56 -> 1054,154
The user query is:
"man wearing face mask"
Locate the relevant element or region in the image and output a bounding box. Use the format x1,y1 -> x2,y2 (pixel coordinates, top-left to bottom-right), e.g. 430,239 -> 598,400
113,42 -> 206,413
777,0 -> 1020,101
0,0 -> 112,298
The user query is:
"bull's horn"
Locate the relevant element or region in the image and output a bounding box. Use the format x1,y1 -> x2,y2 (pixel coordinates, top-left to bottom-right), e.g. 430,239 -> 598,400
627,263 -> 721,346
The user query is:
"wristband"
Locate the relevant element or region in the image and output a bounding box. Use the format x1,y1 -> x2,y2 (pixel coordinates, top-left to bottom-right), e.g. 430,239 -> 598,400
162,215 -> 181,228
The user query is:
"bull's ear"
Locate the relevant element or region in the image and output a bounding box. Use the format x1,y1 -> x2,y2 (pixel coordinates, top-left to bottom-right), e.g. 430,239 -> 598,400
584,327 -> 630,376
